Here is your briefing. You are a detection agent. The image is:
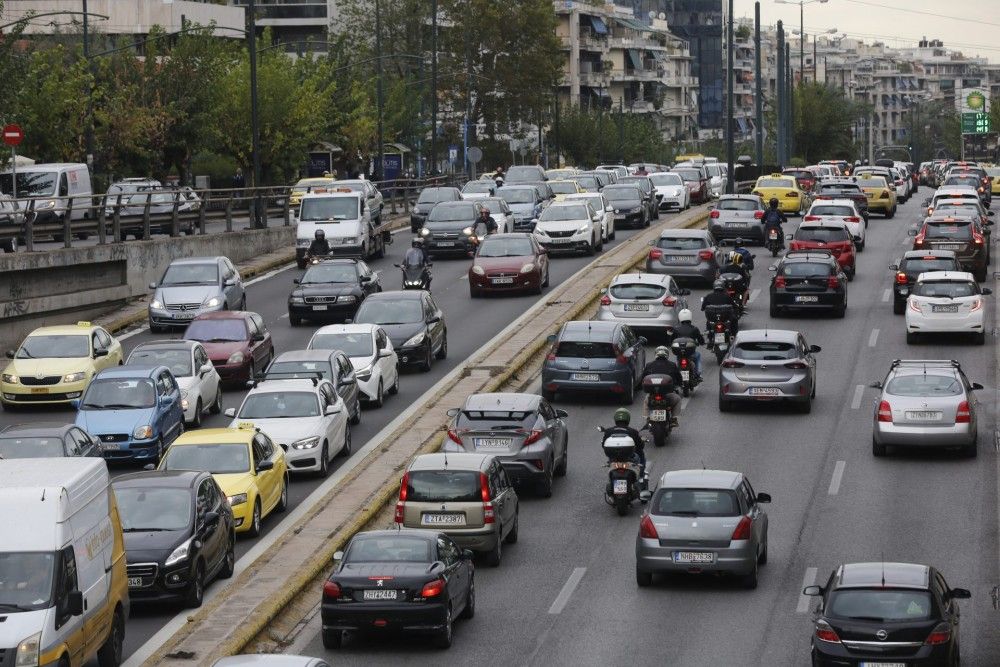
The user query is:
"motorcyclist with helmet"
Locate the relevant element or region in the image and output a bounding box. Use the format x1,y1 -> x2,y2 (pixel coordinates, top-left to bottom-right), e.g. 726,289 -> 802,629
670,309 -> 705,377
702,278 -> 740,333
718,250 -> 750,307
762,197 -> 787,248
476,205 -> 499,236
640,346 -> 682,427
731,237 -> 754,272
603,407 -> 646,474
307,229 -> 331,257
402,237 -> 431,288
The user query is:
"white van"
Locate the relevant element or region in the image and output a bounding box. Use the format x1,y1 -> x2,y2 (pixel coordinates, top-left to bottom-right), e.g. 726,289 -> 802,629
295,190 -> 389,267
0,458 -> 128,667
0,163 -> 94,239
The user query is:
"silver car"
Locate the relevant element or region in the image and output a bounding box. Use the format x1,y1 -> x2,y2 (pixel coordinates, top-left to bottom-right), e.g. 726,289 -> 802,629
718,329 -> 820,413
870,359 -> 981,457
595,273 -> 690,335
636,469 -> 771,589
442,392 -> 569,498
148,256 -> 246,332
708,195 -> 766,244
645,229 -> 721,285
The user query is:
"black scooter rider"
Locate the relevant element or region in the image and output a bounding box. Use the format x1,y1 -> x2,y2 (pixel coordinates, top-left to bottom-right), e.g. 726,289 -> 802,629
762,197 -> 787,247
640,347 -> 682,427
308,229 -> 330,257
402,237 -> 431,288
718,251 -> 750,307
702,278 -> 740,332
603,408 -> 646,476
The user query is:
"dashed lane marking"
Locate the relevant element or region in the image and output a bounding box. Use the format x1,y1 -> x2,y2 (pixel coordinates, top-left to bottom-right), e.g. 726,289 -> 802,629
850,384 -> 864,410
548,567 -> 587,615
797,567 -> 818,613
828,461 -> 846,495
868,329 -> 879,347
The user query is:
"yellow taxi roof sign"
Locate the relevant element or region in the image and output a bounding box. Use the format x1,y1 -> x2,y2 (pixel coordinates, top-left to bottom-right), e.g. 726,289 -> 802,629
769,173 -> 784,178
237,422 -> 258,431
76,321 -> 92,327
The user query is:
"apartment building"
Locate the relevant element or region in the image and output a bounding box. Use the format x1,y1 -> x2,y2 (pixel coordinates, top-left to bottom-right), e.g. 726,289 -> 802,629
1,0 -> 245,37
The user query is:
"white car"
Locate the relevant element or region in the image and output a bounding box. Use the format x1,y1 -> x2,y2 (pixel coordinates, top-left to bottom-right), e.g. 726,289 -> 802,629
565,192 -> 614,242
804,198 -> 867,251
905,271 -> 991,345
125,339 -> 222,427
225,378 -> 350,475
532,201 -> 603,255
927,187 -> 981,216
307,323 -> 399,407
649,172 -> 689,212
705,163 -> 727,198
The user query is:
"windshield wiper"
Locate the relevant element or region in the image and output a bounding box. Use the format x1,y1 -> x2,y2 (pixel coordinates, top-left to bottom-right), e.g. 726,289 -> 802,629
0,603 -> 36,612
123,527 -> 171,532
91,403 -> 138,409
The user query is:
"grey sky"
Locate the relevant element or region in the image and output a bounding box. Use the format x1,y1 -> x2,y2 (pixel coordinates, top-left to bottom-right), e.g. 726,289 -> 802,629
733,0 -> 999,62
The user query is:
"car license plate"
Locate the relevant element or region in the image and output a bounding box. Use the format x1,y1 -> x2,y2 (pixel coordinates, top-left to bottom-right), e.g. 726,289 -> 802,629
623,303 -> 649,312
713,333 -> 727,343
362,589 -> 400,601
649,409 -> 667,421
474,437 -> 513,450
673,552 -> 715,564
613,479 -> 628,495
666,255 -> 694,263
127,577 -> 144,588
313,305 -> 328,311
436,241 -> 455,247
101,442 -> 120,450
571,373 -> 599,381
860,663 -> 906,667
549,237 -> 571,244
794,295 -> 819,303
749,387 -> 780,397
936,243 -> 962,250
728,223 -> 750,229
615,215 -> 626,222
492,277 -> 514,284
680,370 -> 690,381
421,513 -> 466,526
30,387 -> 48,394
931,304 -> 959,312
905,410 -> 942,420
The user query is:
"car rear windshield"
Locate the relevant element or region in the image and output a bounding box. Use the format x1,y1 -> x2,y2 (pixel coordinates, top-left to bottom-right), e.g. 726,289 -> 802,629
603,187 -> 641,202
0,436 -> 67,458
428,204 -> 475,223
346,536 -> 432,563
656,236 -> 707,250
674,169 -> 702,181
819,185 -> 862,196
652,488 -> 740,517
945,176 -> 981,188
912,280 -> 978,298
185,319 -> 247,342
795,227 -> 850,242
809,206 -> 854,217
571,176 -> 600,190
717,199 -> 758,211
405,470 -> 481,502
826,589 -> 934,622
782,262 -> 831,278
901,258 -> 958,274
610,283 -> 667,300
456,410 -> 534,429
650,173 -> 683,186
925,221 -> 972,239
783,170 -> 812,179
548,182 -> 579,195
462,182 -> 492,194
540,205 -> 588,221
756,178 -> 793,188
885,374 -> 963,397
733,342 -> 797,360
498,188 -> 535,204
555,341 -> 615,358
857,177 -> 887,188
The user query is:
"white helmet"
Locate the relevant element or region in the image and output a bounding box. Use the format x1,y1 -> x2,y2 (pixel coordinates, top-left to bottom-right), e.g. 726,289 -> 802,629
678,308 -> 693,323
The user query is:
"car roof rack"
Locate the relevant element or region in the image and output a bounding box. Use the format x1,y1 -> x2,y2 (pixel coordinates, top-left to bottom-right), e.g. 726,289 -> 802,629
783,249 -> 834,258
889,359 -> 962,369
247,372 -> 323,389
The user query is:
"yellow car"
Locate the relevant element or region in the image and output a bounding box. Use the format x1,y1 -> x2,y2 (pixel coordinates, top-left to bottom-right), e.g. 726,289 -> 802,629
751,174 -> 806,215
855,175 -> 897,218
984,167 -> 1000,195
290,177 -> 337,208
548,179 -> 586,201
158,425 -> 288,537
1,321 -> 123,408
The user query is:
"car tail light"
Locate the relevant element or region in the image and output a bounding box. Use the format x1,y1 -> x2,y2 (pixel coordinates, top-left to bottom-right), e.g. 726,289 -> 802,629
973,230 -> 984,245
895,179 -> 904,186
914,229 -> 926,246
881,190 -> 891,199
925,623 -> 952,645
774,275 -> 786,288
754,210 -> 764,219
639,514 -> 659,539
323,580 -> 342,598
420,578 -> 446,598
546,345 -> 557,362
814,621 -> 841,644
649,248 -> 663,260
909,299 -> 921,313
720,359 -> 744,368
395,472 -> 409,523
785,361 -> 808,369
827,276 -> 840,289
956,401 -> 971,423
710,210 -> 720,218
600,295 -> 611,306
447,429 -> 463,445
613,345 -> 627,364
844,216 -> 860,223
730,516 -> 752,540
715,322 -> 725,332
971,298 -> 983,312
803,215 -> 820,221
522,428 -> 544,445
653,393 -> 663,401
877,400 -> 893,422
662,295 -> 677,306
698,250 -> 715,261
895,272 -> 908,285
480,472 -> 495,523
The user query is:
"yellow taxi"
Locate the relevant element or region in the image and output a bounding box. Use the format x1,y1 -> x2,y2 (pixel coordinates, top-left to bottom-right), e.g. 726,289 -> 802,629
544,168 -> 581,181
751,174 -> 806,214
855,174 -> 897,218
983,166 -> 1000,195
158,424 -> 288,537
1,321 -> 123,408
290,177 -> 337,208
675,153 -> 705,164
548,179 -> 587,201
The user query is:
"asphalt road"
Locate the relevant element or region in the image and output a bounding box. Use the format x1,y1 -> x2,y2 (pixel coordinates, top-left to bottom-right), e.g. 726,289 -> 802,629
0,208 -> 683,659
285,191 -> 1000,665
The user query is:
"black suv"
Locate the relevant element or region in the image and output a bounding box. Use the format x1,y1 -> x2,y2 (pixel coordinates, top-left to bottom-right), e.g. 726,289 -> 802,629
420,200 -> 483,257
804,562 -> 969,667
768,250 -> 848,318
410,186 -> 462,233
288,258 -> 381,326
909,215 -> 989,281
888,250 -> 960,314
813,179 -> 869,222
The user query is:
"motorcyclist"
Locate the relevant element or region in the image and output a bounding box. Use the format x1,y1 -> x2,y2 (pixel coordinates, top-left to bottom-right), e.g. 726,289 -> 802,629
670,309 -> 704,377
702,278 -> 740,333
307,229 -> 331,257
603,407 -> 646,474
718,251 -> 750,307
732,237 -> 754,271
640,347 -> 682,427
476,205 -> 499,235
762,197 -> 787,248
402,238 -> 431,289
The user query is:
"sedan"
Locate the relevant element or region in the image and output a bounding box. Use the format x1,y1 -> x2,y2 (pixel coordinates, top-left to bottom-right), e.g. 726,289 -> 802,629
469,233 -> 549,297
595,273 -> 690,336
321,530 -> 475,649
803,199 -> 866,251
0,423 -> 102,458
645,229 -> 721,285
564,192 -> 614,242
352,291 -> 446,372
184,311 -> 274,386
905,271 -> 990,344
542,320 -> 646,404
889,250 -> 961,314
127,340 -> 223,427
602,184 -> 649,229
649,172 -> 689,212
636,469 -> 770,589
718,329 -> 820,414
120,190 -> 196,236
308,324 -> 399,407
148,256 -> 246,333
288,258 -> 381,326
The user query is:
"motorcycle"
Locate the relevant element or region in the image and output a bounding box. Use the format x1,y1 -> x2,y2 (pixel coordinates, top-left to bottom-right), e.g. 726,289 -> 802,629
395,261 -> 432,290
597,426 -> 651,516
704,306 -> 736,364
766,227 -> 783,257
642,374 -> 676,448
719,271 -> 747,317
305,253 -> 335,265
670,337 -> 701,397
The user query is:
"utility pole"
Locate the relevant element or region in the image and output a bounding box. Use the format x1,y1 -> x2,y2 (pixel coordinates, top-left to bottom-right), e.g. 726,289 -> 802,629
374,0 -> 384,181
430,0 -> 438,175
787,43 -> 794,161
725,0 -> 734,193
82,0 -> 94,172
754,1 -> 763,167
554,92 -> 560,168
618,97 -> 625,164
247,0 -> 263,227
777,21 -> 785,165
813,39 -> 818,81
799,1 -> 804,79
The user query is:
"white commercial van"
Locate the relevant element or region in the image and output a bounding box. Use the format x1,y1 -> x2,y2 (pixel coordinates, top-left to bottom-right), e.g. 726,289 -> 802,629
295,190 -> 390,268
0,163 -> 94,241
0,458 -> 128,667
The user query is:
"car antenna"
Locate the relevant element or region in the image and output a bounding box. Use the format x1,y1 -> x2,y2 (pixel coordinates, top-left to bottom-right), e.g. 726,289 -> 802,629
881,552 -> 886,588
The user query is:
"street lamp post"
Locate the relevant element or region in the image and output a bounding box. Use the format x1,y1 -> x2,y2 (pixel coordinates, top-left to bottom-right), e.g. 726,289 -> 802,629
775,0 -> 828,83
374,0 -> 384,181
725,0 -> 734,193
247,0 -> 263,227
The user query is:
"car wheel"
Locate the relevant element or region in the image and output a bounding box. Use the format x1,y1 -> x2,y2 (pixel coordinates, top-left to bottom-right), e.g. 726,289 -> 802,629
322,629 -> 343,650
554,446 -> 568,477
460,576 -> 476,619
185,562 -> 205,608
974,331 -> 986,345
155,437 -> 164,463
872,436 -> 887,457
835,305 -> 846,318
798,398 -> 812,414
389,373 -> 399,395
906,331 -> 918,345
296,259 -> 307,269
858,239 -> 865,252
190,399 -> 202,428
420,344 -> 433,372
636,569 -> 653,587
542,388 -> 556,402
219,534 -> 235,579
537,462 -> 554,498
350,398 -> 361,425
742,559 -> 759,589
586,239 -> 596,256
436,333 -> 448,359
621,378 -> 635,405
96,607 -> 124,667
373,380 -> 384,408
248,499 -> 262,537
963,434 -> 978,458
769,302 -> 780,318
759,534 -> 768,565
434,605 -> 454,649
893,300 -> 904,315
543,266 -> 550,287
149,322 -> 165,334
210,389 -> 223,415
317,443 -> 329,477
484,533 -> 502,567
504,512 -> 519,544
974,265 -> 987,282
470,286 -> 480,298
340,427 -> 352,457
277,477 -> 289,512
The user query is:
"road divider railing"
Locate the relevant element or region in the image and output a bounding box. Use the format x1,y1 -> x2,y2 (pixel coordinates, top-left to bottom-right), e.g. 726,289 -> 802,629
143,206 -> 710,667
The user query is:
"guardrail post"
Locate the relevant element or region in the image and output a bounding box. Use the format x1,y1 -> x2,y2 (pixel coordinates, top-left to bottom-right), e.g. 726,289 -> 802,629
142,198 -> 151,240
112,194 -> 122,243
96,198 -> 107,245
390,185 -> 398,215
224,194 -> 234,232
24,200 -> 34,253
402,184 -> 410,213
63,199 -> 73,249
283,193 -> 291,226
170,194 -> 180,237
198,200 -> 207,235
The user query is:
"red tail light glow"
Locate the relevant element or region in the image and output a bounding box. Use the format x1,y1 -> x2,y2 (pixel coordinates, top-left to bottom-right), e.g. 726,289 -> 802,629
715,323 -> 725,332
639,514 -> 659,539
803,215 -> 820,221
680,358 -> 688,369
973,231 -> 984,245
785,361 -> 808,369
420,578 -> 446,598
730,516 -> 752,540
925,623 -> 952,645
956,401 -> 971,423
480,472 -> 495,524
844,216 -> 860,223
600,295 -> 611,306
895,272 -> 908,285
447,429 -> 463,445
698,250 -> 715,261
323,580 -> 342,598
649,248 -> 663,260
754,210 -> 764,219
774,275 -> 786,288
662,296 -> 677,306
720,359 -> 744,368
827,276 -> 840,289
710,210 -> 720,218
522,429 -> 544,445
877,401 -> 892,422
815,621 -> 841,644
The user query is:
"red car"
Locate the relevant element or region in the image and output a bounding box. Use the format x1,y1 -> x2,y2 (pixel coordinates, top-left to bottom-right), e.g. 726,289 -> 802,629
783,168 -> 816,194
788,221 -> 856,280
469,233 -> 550,297
183,311 -> 274,385
671,167 -> 708,204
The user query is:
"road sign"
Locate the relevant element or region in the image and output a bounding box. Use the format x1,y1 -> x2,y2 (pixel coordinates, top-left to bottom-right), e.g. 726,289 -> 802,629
2,124 -> 23,147
448,145 -> 459,163
467,147 -> 483,164
961,112 -> 991,135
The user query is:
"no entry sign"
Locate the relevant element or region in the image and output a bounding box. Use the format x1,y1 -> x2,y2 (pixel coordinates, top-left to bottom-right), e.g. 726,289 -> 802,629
2,124 -> 23,147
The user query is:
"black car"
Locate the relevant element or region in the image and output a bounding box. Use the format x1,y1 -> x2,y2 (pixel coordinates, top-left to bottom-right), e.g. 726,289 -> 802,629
410,186 -> 462,233
602,184 -> 650,229
288,259 -> 381,326
420,201 -> 483,257
888,250 -> 961,315
0,422 -> 102,458
352,290 -> 447,372
805,562 -> 969,667
113,470 -> 235,608
813,179 -> 870,222
618,175 -> 659,220
768,250 -> 848,318
321,529 -> 475,650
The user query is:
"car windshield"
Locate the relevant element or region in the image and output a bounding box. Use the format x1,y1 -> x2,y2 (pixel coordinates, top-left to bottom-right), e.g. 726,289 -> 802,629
652,488 -> 739,517
0,436 -> 68,458
782,263 -> 831,278
462,182 -> 492,194
309,332 -> 374,356
355,299 -> 423,325
935,204 -> 980,217
886,374 -> 963,397
184,319 -> 247,343
555,340 -> 615,358
456,410 -> 534,429
820,186 -> 862,196
784,171 -> 812,179
160,263 -> 218,286
673,169 -> 701,182
717,199 -> 758,211
540,205 -> 588,221
498,188 -> 535,204
81,378 -> 157,410
506,166 -> 542,182
733,341 -> 797,360
345,536 -> 432,563
603,188 -> 641,203
427,204 -> 474,223
757,178 -> 793,188
128,348 -> 192,377
291,180 -> 334,194
572,176 -> 600,190
610,283 -> 666,300
299,198 -> 359,222
17,334 -> 89,359
656,236 -> 707,250
478,238 -> 534,257
160,443 -> 250,474
115,487 -> 192,532
796,227 -> 850,242
239,391 -> 320,418
925,222 -> 972,239
0,552 -> 56,610
0,171 -> 56,197
266,360 -> 332,380
405,470 -> 481,502
857,177 -> 887,188
548,182 -> 579,195
810,206 -> 854,217
945,176 -> 980,188
301,264 -> 357,284
128,192 -> 174,205
650,173 -> 683,186
478,199 -> 506,215
827,589 -> 933,622
417,189 -> 452,205
912,280 -> 977,298
901,259 -> 957,274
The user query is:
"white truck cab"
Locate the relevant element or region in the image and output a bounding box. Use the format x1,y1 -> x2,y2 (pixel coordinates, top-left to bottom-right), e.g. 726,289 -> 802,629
295,190 -> 389,268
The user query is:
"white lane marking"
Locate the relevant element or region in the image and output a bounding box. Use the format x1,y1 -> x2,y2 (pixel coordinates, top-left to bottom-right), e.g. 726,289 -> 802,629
279,313 -> 289,319
868,329 -> 879,347
117,327 -> 147,342
548,567 -> 587,615
901,237 -> 911,246
680,397 -> 690,411
882,288 -> 891,303
460,274 -> 468,280
850,384 -> 864,410
749,288 -> 760,303
797,567 -> 818,613
828,461 -> 846,495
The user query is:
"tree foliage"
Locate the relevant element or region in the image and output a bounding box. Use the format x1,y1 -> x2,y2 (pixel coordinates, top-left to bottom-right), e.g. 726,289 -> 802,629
791,83 -> 868,163
550,107 -> 673,166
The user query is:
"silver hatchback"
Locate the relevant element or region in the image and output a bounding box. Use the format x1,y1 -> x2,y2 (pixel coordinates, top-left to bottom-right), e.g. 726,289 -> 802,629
718,329 -> 820,413
645,229 -> 721,285
870,359 -> 981,458
595,273 -> 690,336
636,469 -> 771,589
708,195 -> 766,244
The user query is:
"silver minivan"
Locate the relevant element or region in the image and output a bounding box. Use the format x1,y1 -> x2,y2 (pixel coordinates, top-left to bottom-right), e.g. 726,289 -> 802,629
148,256 -> 246,332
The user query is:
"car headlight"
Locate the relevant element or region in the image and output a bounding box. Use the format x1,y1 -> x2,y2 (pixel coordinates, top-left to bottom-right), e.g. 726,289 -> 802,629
462,227 -> 474,236
204,297 -> 221,308
420,228 -> 430,237
355,366 -> 372,381
15,632 -> 41,667
520,263 -> 536,274
471,265 -> 485,275
150,299 -> 163,309
630,206 -> 642,213
291,436 -> 320,450
577,224 -> 590,234
290,296 -> 305,304
338,295 -> 357,303
180,390 -> 189,410
404,332 -> 426,347
227,493 -> 247,506
534,227 -> 550,237
2,373 -> 19,384
37,200 -> 55,210
133,425 -> 154,440
63,372 -> 86,383
164,538 -> 192,568
297,239 -> 311,248
227,351 -> 245,364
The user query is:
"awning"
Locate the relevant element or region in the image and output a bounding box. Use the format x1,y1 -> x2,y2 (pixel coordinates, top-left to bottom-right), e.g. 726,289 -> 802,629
650,50 -> 667,64
588,15 -> 608,35
383,142 -> 411,154
626,49 -> 643,70
614,16 -> 666,34
736,117 -> 749,133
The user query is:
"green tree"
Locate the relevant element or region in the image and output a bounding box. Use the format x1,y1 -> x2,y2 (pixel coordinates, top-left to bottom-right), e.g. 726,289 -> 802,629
0,0 -> 30,125
550,106 -> 672,166
15,45 -> 92,162
792,83 -> 868,163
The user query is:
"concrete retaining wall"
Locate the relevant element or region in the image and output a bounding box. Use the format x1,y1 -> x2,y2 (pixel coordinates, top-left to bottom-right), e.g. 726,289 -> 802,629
0,227 -> 295,351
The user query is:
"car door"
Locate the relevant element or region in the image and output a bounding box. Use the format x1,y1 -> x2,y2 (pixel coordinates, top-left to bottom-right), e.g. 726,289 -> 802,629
538,401 -> 564,463
435,536 -> 467,610
247,314 -> 271,369
68,427 -> 97,457
333,353 -> 358,412
424,295 -> 444,352
933,571 -> 961,631
741,478 -> 766,549
318,381 -> 345,457
252,434 -> 279,513
194,344 -> 220,407
374,328 -> 397,386
158,371 -> 183,442
489,461 -> 515,533
195,478 -> 225,574
91,330 -> 111,372
222,258 -> 244,307
959,370 -> 979,427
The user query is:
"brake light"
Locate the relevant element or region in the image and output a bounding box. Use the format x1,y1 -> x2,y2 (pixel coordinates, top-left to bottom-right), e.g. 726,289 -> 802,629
909,298 -> 921,313
720,359 -> 744,368
827,276 -> 840,289
653,394 -> 663,401
698,250 -> 714,261
679,358 -> 688,369
522,429 -> 544,445
754,210 -> 764,219
815,621 -> 841,644
774,275 -> 786,288
600,295 -> 611,306
649,248 -> 663,260
973,231 -> 984,245
956,401 -> 971,423
662,295 -> 677,307
844,216 -> 860,223
895,272 -> 908,285
546,345 -> 557,361
914,229 -> 926,246
785,361 -> 808,369
395,472 -> 409,523
323,580 -> 342,598
925,623 -> 952,645
480,472 -> 495,523
731,516 -> 752,540
447,429 -> 463,445
420,578 -> 446,598
715,322 -> 725,332
613,345 -> 627,364
639,514 -> 659,539
877,400 -> 892,422
710,210 -> 720,218
803,215 -> 820,221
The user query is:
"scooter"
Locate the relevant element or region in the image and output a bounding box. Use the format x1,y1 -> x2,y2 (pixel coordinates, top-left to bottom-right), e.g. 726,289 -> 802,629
766,227 -> 783,257
395,262 -> 432,290
642,374 -> 676,447
598,426 -> 651,516
704,306 -> 736,364
670,337 -> 701,397
719,272 -> 747,317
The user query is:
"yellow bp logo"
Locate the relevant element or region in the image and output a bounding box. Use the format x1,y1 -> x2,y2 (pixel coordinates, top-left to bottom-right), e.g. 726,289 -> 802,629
967,91 -> 986,111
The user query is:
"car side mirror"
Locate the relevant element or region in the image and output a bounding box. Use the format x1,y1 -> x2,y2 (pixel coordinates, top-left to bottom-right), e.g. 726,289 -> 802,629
888,263 -> 899,271
869,381 -> 883,389
539,248 -> 548,255
325,404 -> 342,415
94,349 -> 109,358
809,345 -> 821,353
202,511 -> 220,527
361,275 -> 372,282
256,459 -> 274,473
460,549 -> 474,561
200,363 -> 213,376
756,492 -> 771,503
802,585 -> 824,596
379,349 -> 393,358
148,282 -> 157,290
333,550 -> 344,561
224,407 -> 236,417
638,336 -> 647,344
981,288 -> 992,295
971,382 -> 984,390
224,278 -> 237,287
606,206 -> 613,212
555,409 -> 569,418
427,315 -> 440,324
639,490 -> 652,503
66,590 -> 84,616
293,278 -> 300,284
949,587 -> 972,600
546,333 -> 557,344
907,229 -> 917,236
4,350 -> 14,359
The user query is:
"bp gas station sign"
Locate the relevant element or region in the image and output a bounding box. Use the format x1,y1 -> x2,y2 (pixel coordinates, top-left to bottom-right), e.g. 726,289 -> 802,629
958,89 -> 991,135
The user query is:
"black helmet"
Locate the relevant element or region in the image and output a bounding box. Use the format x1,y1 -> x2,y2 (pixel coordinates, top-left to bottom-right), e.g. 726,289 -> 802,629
768,197 -> 779,208
314,229 -> 325,240
613,408 -> 630,425
713,278 -> 726,291
734,237 -> 744,247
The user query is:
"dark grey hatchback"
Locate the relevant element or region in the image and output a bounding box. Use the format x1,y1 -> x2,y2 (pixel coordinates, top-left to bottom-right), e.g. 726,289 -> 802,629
541,321 -> 647,403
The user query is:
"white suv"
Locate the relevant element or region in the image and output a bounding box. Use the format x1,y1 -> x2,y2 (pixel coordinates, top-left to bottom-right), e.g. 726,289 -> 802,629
307,323 -> 400,408
533,201 -> 603,255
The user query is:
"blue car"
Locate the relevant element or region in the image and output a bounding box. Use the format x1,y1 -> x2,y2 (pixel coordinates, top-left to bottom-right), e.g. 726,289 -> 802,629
74,365 -> 184,462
